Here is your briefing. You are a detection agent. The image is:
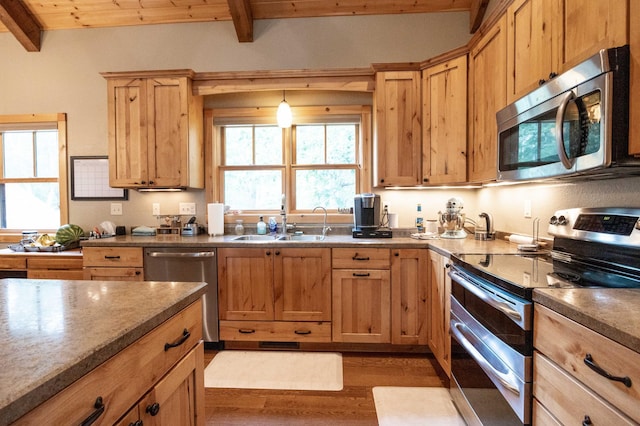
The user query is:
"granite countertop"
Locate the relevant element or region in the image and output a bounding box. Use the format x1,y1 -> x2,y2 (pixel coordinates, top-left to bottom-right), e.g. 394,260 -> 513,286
533,288 -> 640,353
0,278 -> 207,424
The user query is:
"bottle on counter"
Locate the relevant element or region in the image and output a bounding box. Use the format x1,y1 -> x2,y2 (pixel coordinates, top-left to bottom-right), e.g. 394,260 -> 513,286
235,219 -> 245,235
268,217 -> 278,235
257,216 -> 267,235
416,203 -> 424,233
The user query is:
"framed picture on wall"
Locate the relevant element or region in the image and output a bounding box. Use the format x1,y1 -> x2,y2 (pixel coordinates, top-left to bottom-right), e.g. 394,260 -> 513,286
70,156 -> 128,200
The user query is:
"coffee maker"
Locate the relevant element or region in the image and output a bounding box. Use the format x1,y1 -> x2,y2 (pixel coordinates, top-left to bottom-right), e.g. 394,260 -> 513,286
352,193 -> 392,238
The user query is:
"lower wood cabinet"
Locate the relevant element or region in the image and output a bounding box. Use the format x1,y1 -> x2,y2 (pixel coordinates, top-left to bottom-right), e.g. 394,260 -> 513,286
533,304 -> 640,424
427,249 -> 451,377
14,300 -> 204,426
83,246 -> 144,281
217,247 -> 331,342
26,256 -> 84,279
391,248 -> 429,345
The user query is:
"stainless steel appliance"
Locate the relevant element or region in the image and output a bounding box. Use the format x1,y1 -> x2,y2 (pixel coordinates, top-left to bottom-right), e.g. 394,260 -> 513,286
144,248 -> 219,343
449,207 -> 640,425
438,197 -> 467,239
352,193 -> 391,238
496,45 -> 638,182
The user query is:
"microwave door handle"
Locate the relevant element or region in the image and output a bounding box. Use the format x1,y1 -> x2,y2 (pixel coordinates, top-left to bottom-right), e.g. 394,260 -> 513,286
555,90 -> 576,169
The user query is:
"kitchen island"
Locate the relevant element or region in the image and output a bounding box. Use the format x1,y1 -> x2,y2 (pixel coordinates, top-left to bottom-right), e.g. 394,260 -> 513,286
0,278 -> 207,425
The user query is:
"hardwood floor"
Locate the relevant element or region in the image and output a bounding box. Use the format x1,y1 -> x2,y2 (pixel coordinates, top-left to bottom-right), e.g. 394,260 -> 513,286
203,349 -> 449,425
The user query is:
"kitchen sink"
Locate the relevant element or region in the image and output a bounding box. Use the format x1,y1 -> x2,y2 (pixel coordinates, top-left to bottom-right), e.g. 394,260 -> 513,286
232,235 -> 279,241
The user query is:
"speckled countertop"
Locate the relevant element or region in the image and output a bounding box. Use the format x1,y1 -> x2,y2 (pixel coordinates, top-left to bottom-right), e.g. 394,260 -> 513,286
0,279 -> 207,425
533,288 -> 640,353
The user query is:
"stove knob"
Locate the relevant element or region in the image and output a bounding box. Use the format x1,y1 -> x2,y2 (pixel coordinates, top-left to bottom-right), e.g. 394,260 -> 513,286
557,215 -> 568,225
549,215 -> 558,225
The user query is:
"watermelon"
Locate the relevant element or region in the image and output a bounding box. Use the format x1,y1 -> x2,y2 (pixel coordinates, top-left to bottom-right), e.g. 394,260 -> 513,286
55,224 -> 85,245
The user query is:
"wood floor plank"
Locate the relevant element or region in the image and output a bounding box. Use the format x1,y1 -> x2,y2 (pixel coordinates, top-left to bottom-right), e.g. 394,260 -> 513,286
204,349 -> 448,425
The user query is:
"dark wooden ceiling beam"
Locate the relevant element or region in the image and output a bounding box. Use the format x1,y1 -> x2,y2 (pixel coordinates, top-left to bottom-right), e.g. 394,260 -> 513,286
227,0 -> 253,42
0,0 -> 42,51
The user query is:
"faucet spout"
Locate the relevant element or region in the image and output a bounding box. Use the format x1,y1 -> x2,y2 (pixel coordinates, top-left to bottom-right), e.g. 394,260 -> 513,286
313,206 -> 331,240
479,212 -> 494,234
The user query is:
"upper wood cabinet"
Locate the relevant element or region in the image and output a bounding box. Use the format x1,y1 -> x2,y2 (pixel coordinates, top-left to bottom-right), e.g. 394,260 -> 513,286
468,16 -> 507,183
506,0 -> 629,104
422,55 -> 468,184
630,0 -> 640,155
374,70 -> 422,187
104,71 -> 204,189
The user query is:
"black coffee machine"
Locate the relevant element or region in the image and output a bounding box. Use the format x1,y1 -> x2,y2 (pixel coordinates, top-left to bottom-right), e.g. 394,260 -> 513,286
352,193 -> 392,238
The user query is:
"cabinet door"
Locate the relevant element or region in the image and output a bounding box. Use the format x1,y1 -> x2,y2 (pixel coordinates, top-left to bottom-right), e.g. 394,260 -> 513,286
374,71 -> 422,187
559,0 -> 628,71
217,248 -> 274,321
422,55 -> 468,184
631,0 -> 640,155
108,78 -> 149,187
147,77 -> 189,188
138,342 -> 205,426
332,269 -> 391,343
391,249 -> 429,345
468,16 -> 507,183
274,248 -> 331,322
506,0 -> 557,103
427,250 -> 451,377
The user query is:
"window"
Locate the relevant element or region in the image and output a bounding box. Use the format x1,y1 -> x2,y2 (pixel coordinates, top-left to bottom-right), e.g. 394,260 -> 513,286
210,106 -> 371,213
0,114 -> 68,231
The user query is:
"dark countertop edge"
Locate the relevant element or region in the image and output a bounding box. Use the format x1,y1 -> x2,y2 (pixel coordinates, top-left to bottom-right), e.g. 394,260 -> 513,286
533,289 -> 640,353
2,283 -> 207,425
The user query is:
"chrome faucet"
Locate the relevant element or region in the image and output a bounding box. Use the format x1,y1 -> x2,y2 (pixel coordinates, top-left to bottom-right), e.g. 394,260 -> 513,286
280,198 -> 288,236
313,206 -> 331,240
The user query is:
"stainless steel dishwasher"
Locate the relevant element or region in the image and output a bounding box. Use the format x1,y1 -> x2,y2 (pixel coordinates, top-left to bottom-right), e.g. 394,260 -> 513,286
144,247 -> 218,343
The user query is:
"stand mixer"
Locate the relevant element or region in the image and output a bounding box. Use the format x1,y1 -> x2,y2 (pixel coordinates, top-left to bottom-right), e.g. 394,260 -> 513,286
438,197 -> 467,239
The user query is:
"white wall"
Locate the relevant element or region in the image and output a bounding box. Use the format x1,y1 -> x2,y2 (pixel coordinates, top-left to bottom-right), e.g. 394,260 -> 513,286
0,13 -> 471,231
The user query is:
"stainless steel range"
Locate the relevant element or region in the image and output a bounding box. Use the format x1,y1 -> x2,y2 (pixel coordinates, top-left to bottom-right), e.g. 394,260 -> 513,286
448,207 -> 640,425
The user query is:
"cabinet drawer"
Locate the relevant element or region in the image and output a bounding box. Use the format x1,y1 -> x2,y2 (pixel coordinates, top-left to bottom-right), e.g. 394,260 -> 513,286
533,398 -> 561,426
220,320 -> 332,342
0,256 -> 26,270
28,257 -> 83,270
332,248 -> 390,269
533,351 -> 635,425
84,267 -> 144,281
27,269 -> 85,280
83,247 -> 144,267
14,299 -> 203,425
534,304 -> 640,422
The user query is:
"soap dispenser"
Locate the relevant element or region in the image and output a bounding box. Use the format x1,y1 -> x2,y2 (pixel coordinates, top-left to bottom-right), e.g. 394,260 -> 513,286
257,216 -> 267,235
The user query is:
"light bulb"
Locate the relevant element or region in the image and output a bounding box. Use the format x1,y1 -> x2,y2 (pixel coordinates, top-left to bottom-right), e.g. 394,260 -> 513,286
277,99 -> 292,128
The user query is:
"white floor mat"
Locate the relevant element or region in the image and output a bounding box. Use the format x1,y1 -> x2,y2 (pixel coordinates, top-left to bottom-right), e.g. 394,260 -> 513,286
204,350 -> 343,391
373,386 -> 465,426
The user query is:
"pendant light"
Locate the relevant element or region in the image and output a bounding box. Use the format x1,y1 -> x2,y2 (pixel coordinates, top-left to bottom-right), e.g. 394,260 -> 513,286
277,90 -> 292,128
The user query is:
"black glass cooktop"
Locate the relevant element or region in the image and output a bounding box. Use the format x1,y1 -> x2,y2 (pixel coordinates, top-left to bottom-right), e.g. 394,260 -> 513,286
452,252 -> 640,300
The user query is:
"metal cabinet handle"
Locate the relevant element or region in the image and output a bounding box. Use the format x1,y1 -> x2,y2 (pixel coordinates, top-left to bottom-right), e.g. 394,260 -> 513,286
104,255 -> 121,259
294,330 -> 311,335
582,415 -> 593,426
146,402 -> 160,416
239,329 -> 256,334
80,396 -> 105,426
352,272 -> 370,277
584,353 -> 632,387
164,328 -> 190,351
352,255 -> 370,261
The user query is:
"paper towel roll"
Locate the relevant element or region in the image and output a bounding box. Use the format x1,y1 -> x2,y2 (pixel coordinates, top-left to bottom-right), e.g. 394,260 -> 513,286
508,234 -> 534,245
208,203 -> 225,236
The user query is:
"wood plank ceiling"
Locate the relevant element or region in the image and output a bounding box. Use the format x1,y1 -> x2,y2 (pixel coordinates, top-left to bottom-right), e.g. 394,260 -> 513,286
0,0 -> 487,52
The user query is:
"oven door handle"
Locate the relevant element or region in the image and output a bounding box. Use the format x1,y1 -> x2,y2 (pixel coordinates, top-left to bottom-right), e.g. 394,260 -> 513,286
449,270 -> 522,323
450,319 -> 521,397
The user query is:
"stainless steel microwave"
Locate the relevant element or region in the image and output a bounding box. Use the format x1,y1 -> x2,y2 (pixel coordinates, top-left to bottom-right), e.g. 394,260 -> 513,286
496,45 -> 639,182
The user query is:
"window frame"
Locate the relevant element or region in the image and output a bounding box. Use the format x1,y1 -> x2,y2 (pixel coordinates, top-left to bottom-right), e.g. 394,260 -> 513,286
0,113 -> 69,235
205,105 -> 372,223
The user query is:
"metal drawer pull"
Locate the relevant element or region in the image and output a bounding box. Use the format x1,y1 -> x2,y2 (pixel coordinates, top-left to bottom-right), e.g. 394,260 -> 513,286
584,353 -> 632,387
80,396 -> 105,426
239,329 -> 256,334
164,328 -> 190,351
352,272 -> 370,277
294,330 -> 311,335
352,255 -> 370,261
582,415 -> 593,426
104,255 -> 121,259
146,402 -> 160,416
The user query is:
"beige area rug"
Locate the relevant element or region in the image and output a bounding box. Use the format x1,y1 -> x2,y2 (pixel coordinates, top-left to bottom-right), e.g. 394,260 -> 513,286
204,350 -> 343,391
373,387 -> 466,426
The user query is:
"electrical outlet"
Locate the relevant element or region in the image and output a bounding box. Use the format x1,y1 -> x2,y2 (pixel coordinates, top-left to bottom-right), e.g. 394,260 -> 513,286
524,200 -> 532,218
152,203 -> 160,216
111,203 -> 123,216
179,202 -> 196,215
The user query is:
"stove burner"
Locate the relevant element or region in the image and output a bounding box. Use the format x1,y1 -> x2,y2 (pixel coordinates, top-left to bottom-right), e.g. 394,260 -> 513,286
553,271 -> 581,283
